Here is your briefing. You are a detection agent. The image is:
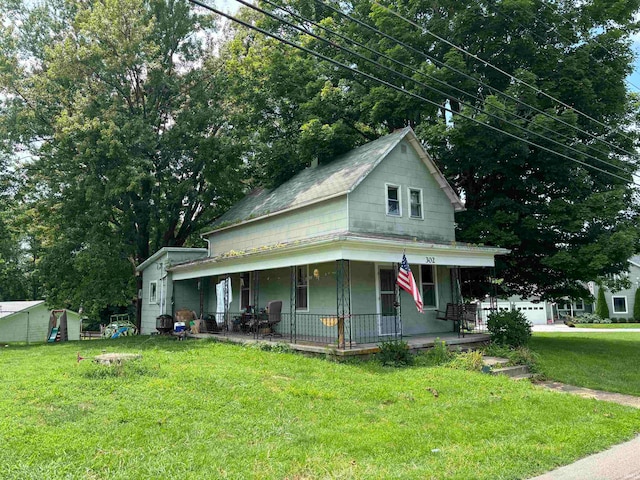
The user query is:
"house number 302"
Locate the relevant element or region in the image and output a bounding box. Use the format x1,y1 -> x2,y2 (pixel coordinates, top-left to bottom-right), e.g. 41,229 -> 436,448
425,256 -> 436,264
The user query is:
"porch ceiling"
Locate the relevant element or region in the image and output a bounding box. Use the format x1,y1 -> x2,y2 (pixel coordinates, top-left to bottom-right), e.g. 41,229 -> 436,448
170,233 -> 509,280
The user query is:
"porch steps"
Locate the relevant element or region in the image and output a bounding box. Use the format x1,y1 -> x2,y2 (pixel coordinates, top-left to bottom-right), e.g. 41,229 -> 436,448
484,356 -> 533,380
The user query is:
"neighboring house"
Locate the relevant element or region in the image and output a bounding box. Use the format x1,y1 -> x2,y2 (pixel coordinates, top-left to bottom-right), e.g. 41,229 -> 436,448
480,297 -> 555,325
137,127 -> 508,345
0,301 -> 82,343
595,255 -> 640,320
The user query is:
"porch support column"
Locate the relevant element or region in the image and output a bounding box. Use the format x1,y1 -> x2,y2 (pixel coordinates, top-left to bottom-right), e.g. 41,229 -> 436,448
394,262 -> 401,340
252,270 -> 260,339
336,259 -> 351,349
290,266 -> 297,343
198,277 -> 204,319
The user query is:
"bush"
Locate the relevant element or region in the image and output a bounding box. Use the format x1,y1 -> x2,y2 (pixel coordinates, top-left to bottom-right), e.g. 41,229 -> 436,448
618,317 -> 627,324
447,350 -> 484,371
634,288 -> 640,321
483,344 -> 539,370
574,313 -> 602,324
611,317 -> 619,323
595,288 -> 610,319
418,339 -> 453,366
487,310 -> 532,347
378,339 -> 414,367
600,318 -> 612,324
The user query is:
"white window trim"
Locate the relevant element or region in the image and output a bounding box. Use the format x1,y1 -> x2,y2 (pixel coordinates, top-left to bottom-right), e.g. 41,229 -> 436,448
612,295 -> 628,314
385,183 -> 402,217
296,265 -> 310,312
239,272 -> 252,311
149,281 -> 158,304
408,187 -> 424,220
419,265 -> 438,310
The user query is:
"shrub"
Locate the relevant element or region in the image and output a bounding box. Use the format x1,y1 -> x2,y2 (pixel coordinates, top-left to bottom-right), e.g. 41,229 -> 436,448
575,313 -> 602,324
483,344 -> 538,370
447,350 -> 484,371
600,318 -> 612,324
378,339 -> 414,367
618,317 -> 627,324
418,339 -> 453,366
487,310 -> 532,347
595,288 -> 610,319
635,288 -> 640,322
611,317 -> 619,323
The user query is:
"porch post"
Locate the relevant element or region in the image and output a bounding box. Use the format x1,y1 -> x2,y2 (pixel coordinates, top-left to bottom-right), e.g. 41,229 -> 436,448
394,262 -> 401,340
198,277 -> 204,319
252,270 -> 260,339
290,266 -> 296,343
336,259 -> 351,349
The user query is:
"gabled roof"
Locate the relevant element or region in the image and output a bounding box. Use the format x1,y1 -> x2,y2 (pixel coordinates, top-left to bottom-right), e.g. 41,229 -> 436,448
0,301 -> 45,319
205,127 -> 463,235
136,247 -> 208,272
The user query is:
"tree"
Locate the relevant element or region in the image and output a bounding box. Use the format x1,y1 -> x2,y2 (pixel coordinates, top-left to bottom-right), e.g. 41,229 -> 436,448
595,287 -> 610,319
225,0 -> 640,299
0,0 -> 248,316
634,287 -> 640,321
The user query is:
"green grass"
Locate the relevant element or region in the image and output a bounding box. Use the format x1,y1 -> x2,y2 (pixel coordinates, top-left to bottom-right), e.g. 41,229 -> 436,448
530,333 -> 640,396
578,323 -> 640,329
1,337 -> 640,479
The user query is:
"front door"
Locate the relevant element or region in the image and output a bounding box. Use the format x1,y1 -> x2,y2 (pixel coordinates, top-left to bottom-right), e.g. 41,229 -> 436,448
378,265 -> 401,336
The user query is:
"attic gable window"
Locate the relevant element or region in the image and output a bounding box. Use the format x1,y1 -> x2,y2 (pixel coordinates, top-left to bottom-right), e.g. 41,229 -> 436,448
386,184 -> 401,216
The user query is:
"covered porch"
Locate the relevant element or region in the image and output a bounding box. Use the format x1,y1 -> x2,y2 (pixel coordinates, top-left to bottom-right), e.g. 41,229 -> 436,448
167,233 -> 506,349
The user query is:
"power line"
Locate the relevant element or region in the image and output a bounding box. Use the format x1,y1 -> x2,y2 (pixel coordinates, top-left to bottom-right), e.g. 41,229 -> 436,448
312,0 -> 639,164
251,0 -> 633,176
187,0 -> 634,184
373,1 -> 639,150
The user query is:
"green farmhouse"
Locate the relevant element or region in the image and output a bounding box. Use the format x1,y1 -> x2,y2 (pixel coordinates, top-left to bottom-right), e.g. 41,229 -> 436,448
137,128 -> 508,346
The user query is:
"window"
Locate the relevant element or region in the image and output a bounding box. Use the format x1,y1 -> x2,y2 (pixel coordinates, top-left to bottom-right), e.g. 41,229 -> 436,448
420,265 -> 437,309
408,188 -> 423,219
575,299 -> 585,310
149,281 -> 158,304
386,184 -> 401,216
612,296 -> 627,314
240,272 -> 251,310
296,265 -> 309,310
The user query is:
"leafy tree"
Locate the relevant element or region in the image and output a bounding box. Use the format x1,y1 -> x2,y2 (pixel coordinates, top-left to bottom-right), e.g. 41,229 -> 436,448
0,0 -> 248,316
634,287 -> 640,321
595,287 -> 610,319
226,0 -> 640,299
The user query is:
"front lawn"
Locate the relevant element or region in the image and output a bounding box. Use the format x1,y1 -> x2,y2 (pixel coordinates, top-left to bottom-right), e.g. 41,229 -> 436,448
578,323 -> 640,329
530,332 -> 640,396
1,336 -> 640,479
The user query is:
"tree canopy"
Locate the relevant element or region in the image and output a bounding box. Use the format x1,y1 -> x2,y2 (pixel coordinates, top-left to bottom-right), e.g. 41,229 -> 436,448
1,0 -> 639,316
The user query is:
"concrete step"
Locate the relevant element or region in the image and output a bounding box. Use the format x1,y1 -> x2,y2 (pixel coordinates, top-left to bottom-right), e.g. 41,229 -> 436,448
483,356 -> 509,367
511,373 -> 534,381
491,364 -> 530,377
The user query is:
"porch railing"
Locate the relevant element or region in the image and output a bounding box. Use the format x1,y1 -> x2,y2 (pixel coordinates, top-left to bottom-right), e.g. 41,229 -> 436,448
198,310 -> 489,348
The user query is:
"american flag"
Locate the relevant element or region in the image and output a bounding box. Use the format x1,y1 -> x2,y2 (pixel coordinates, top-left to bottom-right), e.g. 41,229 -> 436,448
397,254 -> 423,313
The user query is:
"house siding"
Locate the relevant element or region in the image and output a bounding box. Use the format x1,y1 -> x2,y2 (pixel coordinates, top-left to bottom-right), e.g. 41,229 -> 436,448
348,140 -> 456,242
600,263 -> 640,320
206,197 -> 348,256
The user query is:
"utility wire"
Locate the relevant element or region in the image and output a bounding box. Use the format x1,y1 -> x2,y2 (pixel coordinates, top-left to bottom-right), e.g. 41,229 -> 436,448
187,0 -> 633,184
253,0 -> 633,176
374,1 -> 639,149
312,0 -> 639,164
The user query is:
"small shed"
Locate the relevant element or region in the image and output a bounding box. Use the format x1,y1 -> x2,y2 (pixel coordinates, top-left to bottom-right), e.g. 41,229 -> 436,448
0,301 -> 82,343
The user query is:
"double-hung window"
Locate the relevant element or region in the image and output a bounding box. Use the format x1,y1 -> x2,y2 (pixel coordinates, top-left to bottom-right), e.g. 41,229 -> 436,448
240,272 -> 251,310
420,265 -> 437,309
409,188 -> 423,219
612,296 -> 627,314
386,184 -> 401,216
296,265 -> 309,310
149,281 -> 158,304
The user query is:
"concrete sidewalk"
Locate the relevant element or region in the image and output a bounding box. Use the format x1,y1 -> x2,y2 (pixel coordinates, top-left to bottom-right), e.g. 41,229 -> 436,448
529,435 -> 640,480
532,324 -> 640,333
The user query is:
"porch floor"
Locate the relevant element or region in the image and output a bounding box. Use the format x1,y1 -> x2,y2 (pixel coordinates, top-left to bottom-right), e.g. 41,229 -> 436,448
185,331 -> 490,356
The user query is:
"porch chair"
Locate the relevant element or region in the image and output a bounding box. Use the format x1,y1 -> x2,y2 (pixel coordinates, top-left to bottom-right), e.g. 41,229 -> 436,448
258,300 -> 283,337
